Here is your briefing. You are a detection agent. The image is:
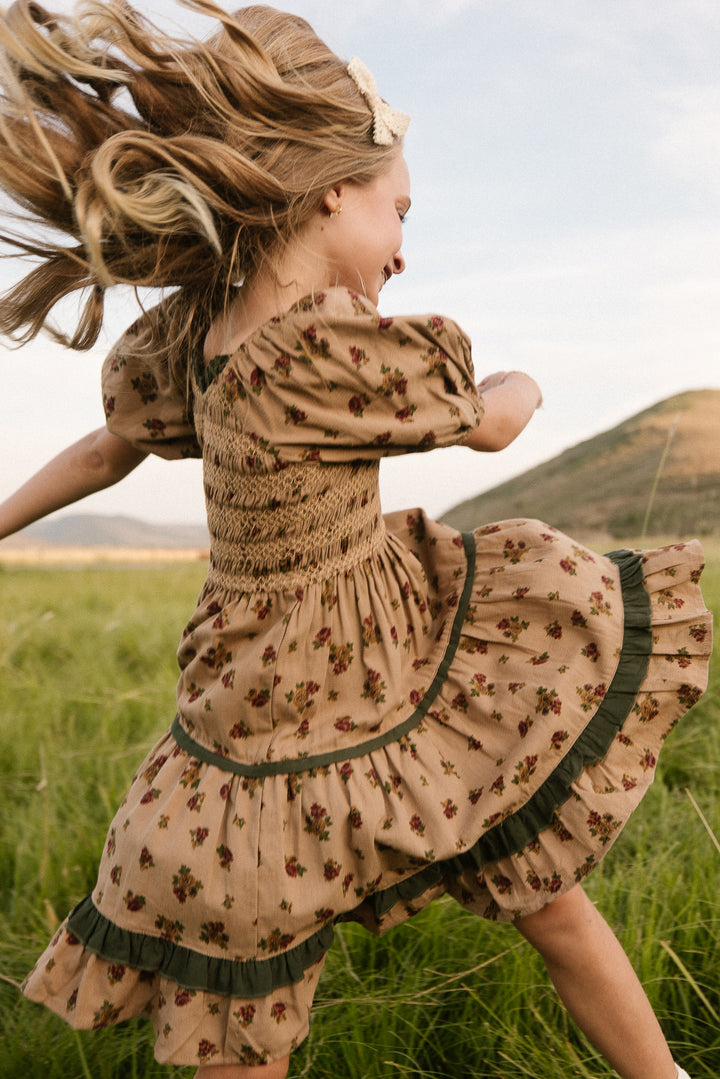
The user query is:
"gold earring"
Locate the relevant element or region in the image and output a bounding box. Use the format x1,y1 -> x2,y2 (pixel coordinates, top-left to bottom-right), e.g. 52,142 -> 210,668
330,206 -> 343,218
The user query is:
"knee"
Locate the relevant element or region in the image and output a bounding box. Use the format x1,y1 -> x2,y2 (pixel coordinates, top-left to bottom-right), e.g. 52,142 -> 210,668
514,884 -> 594,953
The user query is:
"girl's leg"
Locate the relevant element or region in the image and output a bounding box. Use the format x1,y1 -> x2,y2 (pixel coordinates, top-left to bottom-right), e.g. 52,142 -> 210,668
515,884 -> 677,1079
195,1058 -> 290,1079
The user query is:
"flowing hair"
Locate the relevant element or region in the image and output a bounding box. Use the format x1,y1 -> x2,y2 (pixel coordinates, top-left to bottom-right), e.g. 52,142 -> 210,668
0,0 -> 400,373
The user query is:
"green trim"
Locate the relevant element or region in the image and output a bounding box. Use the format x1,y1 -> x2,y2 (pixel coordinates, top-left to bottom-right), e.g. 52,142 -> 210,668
171,531 -> 477,777
65,547 -> 652,1001
67,894 -> 334,997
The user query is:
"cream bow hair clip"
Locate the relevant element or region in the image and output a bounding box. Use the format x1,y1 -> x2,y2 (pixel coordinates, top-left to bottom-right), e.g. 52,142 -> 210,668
347,57 -> 410,146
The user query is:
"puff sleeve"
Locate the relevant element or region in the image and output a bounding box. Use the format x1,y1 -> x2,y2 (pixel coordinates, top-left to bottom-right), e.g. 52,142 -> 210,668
218,287 -> 482,461
101,304 -> 201,460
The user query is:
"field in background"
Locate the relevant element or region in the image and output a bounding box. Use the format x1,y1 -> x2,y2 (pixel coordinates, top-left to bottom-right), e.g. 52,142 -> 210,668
0,553 -> 717,1079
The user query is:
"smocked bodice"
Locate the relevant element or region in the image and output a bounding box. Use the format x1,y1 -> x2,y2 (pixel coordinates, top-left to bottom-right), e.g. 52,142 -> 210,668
200,409 -> 386,593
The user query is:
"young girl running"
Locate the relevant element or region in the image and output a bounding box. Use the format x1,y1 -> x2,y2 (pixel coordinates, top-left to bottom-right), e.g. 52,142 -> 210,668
0,3 -> 711,1077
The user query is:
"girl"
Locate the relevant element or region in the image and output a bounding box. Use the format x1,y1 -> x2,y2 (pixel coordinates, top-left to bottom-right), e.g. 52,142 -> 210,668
0,3 -> 711,1077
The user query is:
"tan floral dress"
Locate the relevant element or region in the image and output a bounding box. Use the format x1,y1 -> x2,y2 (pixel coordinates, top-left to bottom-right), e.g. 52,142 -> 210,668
23,287 -> 712,1067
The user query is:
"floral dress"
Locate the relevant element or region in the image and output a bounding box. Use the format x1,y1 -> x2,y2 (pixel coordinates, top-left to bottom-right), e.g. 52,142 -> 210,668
23,286 -> 712,1067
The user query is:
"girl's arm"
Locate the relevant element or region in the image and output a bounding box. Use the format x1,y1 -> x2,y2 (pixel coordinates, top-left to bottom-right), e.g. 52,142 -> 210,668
463,370 -> 542,452
0,426 -> 147,540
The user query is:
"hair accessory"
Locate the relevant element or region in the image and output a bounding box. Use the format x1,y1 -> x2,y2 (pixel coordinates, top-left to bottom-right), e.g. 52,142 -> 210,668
347,57 -> 410,146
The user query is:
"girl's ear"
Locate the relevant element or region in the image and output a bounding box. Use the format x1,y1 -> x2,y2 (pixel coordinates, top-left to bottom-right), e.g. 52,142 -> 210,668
322,185 -> 344,216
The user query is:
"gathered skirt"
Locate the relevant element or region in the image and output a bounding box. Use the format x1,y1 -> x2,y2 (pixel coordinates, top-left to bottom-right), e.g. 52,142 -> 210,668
23,516 -> 713,1066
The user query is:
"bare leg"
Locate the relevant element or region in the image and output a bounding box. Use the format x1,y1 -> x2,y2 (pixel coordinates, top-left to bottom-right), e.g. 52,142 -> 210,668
195,1058 -> 290,1079
515,884 -> 676,1079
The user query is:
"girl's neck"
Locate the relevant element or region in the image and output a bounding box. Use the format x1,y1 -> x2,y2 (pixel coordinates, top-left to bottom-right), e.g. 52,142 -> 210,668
204,237 -> 328,361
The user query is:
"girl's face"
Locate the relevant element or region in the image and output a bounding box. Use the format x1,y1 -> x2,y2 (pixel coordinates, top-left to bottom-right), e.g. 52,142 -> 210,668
322,152 -> 411,304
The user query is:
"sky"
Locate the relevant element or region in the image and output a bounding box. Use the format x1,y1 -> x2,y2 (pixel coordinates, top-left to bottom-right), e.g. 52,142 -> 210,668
1,0 -> 719,529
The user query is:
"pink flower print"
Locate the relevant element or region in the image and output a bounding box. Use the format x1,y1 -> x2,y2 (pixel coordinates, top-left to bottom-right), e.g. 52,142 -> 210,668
512,755 -> 538,785
304,803 -> 333,840
362,669 -> 387,704
678,683 -> 702,709
234,1004 -> 256,1028
270,1001 -> 288,1024
639,750 -> 657,772
314,626 -> 332,648
545,620 -> 563,640
229,720 -> 250,740
517,717 -> 533,738
544,872 -> 563,893
245,688 -> 270,708
92,1001 -> 122,1028
138,847 -> 155,871
334,716 -> 355,733
123,891 -> 146,912
427,315 -> 446,333
284,403 -> 307,425
284,856 -> 307,878
394,404 -> 416,422
589,591 -> 612,617
323,859 -> 342,881
338,762 -> 353,784
587,811 -> 620,845
197,1040 -> 219,1064
349,806 -> 363,830
261,645 -> 277,666
155,915 -> 184,943
141,417 -> 166,439
409,814 -> 426,835
535,687 -> 562,715
470,672 -> 496,697
200,921 -> 230,949
526,870 -> 542,892
490,775 -> 506,797
348,393 -> 370,417
216,845 -> 234,870
689,623 -> 709,643
550,729 -> 569,750
349,345 -> 368,367
200,644 -> 232,671
497,616 -> 529,642
110,865 -> 122,886
559,558 -> 577,575
571,610 -> 588,628
175,988 -> 194,1006
491,873 -> 513,894
451,692 -> 469,712
468,788 -> 484,806
103,394 -> 116,417
314,907 -> 334,924
576,682 -> 607,713
172,865 -> 203,903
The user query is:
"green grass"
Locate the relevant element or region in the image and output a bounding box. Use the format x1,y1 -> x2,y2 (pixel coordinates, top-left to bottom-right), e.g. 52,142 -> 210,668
0,555 -> 717,1078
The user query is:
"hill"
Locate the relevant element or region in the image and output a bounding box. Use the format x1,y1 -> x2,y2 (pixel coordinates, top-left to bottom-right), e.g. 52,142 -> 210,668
442,389 -> 720,542
1,513 -> 209,550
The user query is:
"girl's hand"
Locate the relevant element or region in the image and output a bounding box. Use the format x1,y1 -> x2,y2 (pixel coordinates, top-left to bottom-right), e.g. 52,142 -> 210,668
464,370 -> 542,452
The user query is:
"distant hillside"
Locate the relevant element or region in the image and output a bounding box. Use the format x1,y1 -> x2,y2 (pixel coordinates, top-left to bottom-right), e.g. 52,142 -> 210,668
4,513 -> 209,549
442,389 -> 720,541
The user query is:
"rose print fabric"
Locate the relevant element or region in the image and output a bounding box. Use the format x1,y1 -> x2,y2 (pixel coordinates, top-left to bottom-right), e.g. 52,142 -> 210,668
23,287 -> 712,1066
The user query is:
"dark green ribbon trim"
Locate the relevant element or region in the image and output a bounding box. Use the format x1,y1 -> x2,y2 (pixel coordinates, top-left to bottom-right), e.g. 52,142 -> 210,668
66,546 -> 651,1001
170,530 -> 477,777
67,894 -> 334,997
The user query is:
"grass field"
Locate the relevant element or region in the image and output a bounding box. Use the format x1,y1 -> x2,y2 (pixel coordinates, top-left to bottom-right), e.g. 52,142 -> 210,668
0,550 -> 717,1079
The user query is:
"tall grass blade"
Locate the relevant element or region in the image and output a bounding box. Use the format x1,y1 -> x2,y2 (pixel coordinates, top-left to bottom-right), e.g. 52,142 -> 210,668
640,415 -> 677,541
658,940 -> 720,1024
684,788 -> 720,856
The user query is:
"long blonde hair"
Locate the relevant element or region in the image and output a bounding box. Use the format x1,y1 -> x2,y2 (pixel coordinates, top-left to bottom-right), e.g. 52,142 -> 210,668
0,0 -> 401,366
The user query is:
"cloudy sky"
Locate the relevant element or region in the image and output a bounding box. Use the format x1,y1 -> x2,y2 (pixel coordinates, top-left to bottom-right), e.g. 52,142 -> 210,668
1,0 -> 718,528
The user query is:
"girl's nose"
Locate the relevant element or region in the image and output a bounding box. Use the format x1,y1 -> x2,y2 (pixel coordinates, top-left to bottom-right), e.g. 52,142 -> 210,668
393,251 -> 406,275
